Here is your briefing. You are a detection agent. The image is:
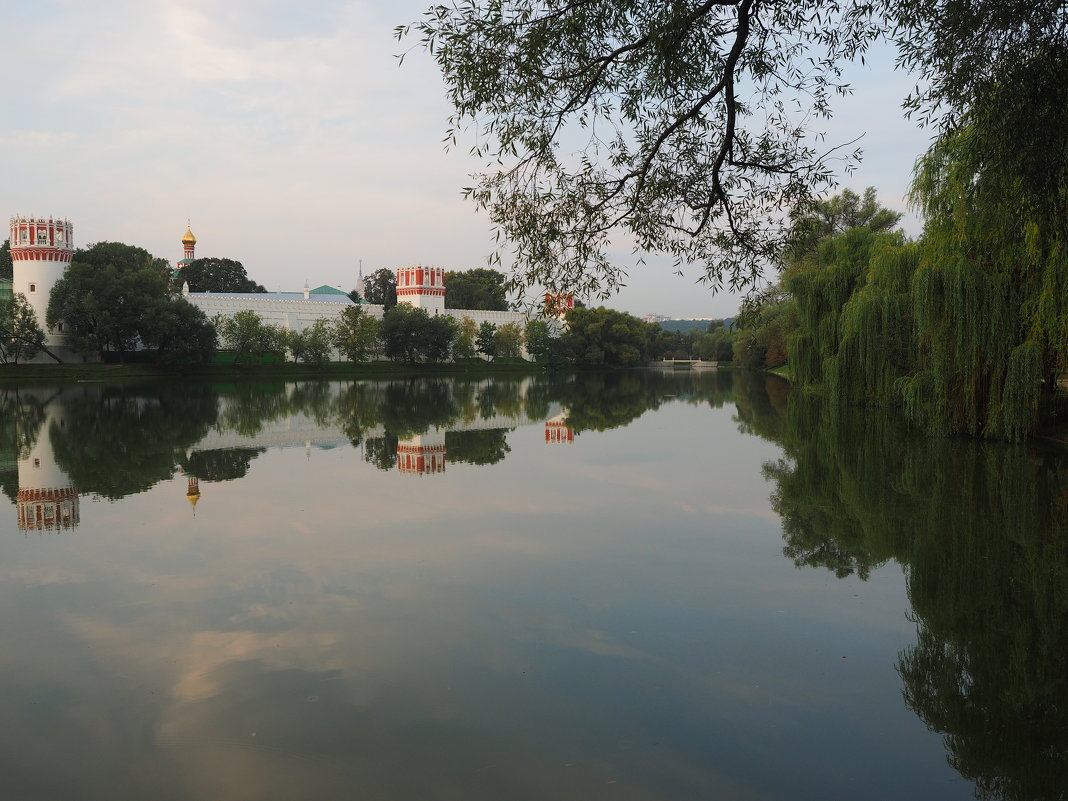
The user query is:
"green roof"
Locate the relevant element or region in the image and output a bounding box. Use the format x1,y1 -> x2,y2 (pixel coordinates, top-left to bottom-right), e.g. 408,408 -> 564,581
310,284 -> 350,296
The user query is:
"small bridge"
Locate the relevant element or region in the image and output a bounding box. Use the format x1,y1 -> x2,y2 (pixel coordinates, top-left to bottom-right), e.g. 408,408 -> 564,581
650,359 -> 718,369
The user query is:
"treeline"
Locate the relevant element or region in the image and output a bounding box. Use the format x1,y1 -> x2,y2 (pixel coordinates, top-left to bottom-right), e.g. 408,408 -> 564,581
734,177 -> 1068,441
1,238 -> 741,370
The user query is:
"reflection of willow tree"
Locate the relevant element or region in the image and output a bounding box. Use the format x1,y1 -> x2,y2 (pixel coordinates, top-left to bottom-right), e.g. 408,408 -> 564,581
898,450 -> 1068,801
182,448 -> 266,482
446,429 -> 511,465
562,369 -> 756,433
764,392 -> 1068,798
49,386 -> 220,500
0,389 -> 47,503
561,372 -> 668,432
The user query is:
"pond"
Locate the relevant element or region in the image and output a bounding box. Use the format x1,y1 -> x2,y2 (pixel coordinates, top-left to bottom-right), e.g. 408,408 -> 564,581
1,371 -> 1065,800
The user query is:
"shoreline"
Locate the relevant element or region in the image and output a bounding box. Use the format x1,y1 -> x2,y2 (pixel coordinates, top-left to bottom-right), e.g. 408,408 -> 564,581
0,359 -> 555,385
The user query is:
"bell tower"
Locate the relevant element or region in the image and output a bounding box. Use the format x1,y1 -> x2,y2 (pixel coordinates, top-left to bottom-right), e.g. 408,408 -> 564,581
9,216 -> 74,350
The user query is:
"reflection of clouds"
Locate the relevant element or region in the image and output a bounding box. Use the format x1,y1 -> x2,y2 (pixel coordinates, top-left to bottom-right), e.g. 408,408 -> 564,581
0,386 -> 940,799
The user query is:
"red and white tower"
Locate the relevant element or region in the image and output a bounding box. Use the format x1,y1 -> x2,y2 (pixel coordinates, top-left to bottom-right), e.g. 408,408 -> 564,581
545,415 -> 575,444
396,266 -> 446,314
16,399 -> 79,532
544,292 -> 574,319
9,216 -> 74,350
397,429 -> 447,476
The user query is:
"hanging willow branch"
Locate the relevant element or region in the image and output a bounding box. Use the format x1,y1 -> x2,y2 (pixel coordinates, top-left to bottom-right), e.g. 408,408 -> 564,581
399,0 -> 878,300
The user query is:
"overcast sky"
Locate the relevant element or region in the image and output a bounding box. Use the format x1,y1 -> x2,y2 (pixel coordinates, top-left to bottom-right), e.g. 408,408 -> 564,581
2,0 -> 932,319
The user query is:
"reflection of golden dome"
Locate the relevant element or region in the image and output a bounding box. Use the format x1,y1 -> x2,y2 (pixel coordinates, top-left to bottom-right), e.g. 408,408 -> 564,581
182,225 -> 197,245
186,489 -> 201,509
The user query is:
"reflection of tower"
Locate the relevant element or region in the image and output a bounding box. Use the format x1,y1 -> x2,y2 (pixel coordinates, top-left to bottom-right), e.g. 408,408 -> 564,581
396,266 -> 445,314
9,216 -> 74,352
185,475 -> 201,514
16,404 -> 79,532
397,429 -> 447,475
176,222 -> 197,275
544,415 -> 574,444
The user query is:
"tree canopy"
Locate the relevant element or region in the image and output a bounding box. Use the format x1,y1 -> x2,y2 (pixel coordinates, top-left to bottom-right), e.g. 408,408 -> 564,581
378,303 -> 456,363
47,241 -> 215,364
178,257 -> 266,293
0,239 -> 11,282
444,268 -> 509,311
363,268 -> 397,310
403,1 -> 1066,303
401,1 -> 883,298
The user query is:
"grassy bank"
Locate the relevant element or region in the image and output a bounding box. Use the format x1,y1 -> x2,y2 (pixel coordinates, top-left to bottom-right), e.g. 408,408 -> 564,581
0,358 -> 551,385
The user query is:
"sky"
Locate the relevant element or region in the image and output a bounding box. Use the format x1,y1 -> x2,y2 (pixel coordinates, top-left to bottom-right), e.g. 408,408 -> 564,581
1,0 -> 932,319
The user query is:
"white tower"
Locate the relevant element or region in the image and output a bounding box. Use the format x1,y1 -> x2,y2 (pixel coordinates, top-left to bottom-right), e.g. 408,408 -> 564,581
17,399 -> 79,532
396,265 -> 446,314
10,216 -> 74,351
396,428 -> 447,475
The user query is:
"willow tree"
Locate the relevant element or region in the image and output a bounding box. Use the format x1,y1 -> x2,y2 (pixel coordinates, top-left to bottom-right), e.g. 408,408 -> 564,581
902,47 -> 1068,441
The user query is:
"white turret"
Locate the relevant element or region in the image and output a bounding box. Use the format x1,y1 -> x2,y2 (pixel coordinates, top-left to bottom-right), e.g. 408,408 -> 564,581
9,216 -> 74,351
397,428 -> 446,475
396,265 -> 445,314
17,399 -> 79,532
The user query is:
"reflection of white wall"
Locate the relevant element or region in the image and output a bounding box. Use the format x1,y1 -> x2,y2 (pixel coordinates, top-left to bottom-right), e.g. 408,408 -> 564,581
17,399 -> 79,531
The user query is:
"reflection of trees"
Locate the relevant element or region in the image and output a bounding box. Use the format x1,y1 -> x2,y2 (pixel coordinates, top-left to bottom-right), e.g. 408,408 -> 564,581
49,386 -> 220,500
561,369 -> 750,433
0,389 -> 48,503
446,429 -> 511,465
215,382 -> 293,437
182,448 -> 265,482
763,391 -> 1068,798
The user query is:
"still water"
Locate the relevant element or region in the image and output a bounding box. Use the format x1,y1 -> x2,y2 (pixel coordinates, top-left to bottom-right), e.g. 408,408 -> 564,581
1,371 -> 1065,800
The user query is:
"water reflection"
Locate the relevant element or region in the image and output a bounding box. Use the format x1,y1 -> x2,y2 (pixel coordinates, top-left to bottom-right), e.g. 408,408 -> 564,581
0,371 -> 740,525
1,371 -> 1064,799
759,392 -> 1068,800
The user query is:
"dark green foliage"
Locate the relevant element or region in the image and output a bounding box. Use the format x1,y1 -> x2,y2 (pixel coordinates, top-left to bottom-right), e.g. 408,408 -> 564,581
0,239 -> 11,282
181,448 -> 265,482
364,268 -> 397,310
0,293 -> 46,364
444,268 -> 509,311
761,390 -> 1068,800
379,303 -> 456,363
560,307 -> 647,367
475,321 -> 496,359
523,318 -> 554,362
785,187 -> 903,264
285,319 -> 335,366
178,257 -> 266,293
48,242 -> 175,360
216,310 -> 283,367
445,429 -> 511,465
332,305 -> 380,362
139,296 -> 217,367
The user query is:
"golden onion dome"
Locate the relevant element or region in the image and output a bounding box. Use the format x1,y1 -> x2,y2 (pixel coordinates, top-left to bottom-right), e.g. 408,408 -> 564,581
182,225 -> 197,245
